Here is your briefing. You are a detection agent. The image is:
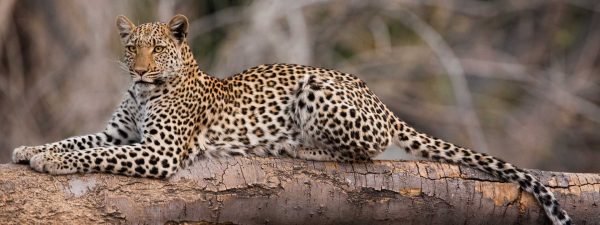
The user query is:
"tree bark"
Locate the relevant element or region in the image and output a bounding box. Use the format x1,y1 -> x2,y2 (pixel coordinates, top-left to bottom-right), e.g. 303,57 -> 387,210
0,158 -> 598,225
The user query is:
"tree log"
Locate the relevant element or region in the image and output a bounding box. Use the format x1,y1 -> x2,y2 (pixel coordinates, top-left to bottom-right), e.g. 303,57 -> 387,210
0,157 -> 598,225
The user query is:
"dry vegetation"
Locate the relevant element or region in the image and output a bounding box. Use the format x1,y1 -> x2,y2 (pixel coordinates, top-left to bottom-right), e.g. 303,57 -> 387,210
0,0 -> 598,172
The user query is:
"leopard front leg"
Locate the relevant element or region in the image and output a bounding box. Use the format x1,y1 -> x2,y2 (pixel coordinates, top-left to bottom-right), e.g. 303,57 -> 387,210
13,94 -> 140,164
12,132 -> 130,164
29,144 -> 180,178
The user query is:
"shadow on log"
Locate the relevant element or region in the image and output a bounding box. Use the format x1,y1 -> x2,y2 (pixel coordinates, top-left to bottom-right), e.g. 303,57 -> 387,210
0,157 -> 598,225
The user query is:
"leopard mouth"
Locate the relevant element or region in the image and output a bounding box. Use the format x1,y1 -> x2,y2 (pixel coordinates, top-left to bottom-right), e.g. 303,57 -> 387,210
132,71 -> 164,85
135,80 -> 157,85
133,78 -> 164,85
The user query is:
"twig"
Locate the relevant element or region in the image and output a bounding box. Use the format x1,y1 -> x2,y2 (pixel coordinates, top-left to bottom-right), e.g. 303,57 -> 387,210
460,58 -> 600,125
385,6 -> 490,153
368,16 -> 392,55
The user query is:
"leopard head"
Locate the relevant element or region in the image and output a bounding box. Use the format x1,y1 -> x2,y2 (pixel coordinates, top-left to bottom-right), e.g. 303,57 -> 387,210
116,15 -> 190,85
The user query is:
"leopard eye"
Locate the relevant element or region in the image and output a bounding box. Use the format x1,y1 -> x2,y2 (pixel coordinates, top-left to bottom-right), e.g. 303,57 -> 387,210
126,46 -> 136,53
154,46 -> 165,53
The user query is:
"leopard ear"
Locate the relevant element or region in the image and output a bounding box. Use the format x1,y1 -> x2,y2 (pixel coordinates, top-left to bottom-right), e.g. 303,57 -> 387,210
168,14 -> 188,44
116,15 -> 135,43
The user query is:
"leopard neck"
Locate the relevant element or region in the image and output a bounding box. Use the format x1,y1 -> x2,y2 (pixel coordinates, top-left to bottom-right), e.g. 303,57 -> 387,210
179,42 -> 219,82
175,42 -> 224,121
180,43 -> 198,70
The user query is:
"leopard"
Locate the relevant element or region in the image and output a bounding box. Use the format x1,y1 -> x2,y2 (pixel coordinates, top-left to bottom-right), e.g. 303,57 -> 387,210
11,14 -> 571,225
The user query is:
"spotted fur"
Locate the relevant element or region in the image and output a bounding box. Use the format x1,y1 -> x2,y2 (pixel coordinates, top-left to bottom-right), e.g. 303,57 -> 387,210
12,15 -> 571,225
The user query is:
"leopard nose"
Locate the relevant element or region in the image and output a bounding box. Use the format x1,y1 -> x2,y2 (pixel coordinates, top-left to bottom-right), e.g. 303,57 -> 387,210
135,68 -> 147,76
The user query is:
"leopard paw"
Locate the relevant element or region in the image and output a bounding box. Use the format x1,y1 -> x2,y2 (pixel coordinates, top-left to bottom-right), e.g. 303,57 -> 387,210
12,146 -> 44,164
29,152 -> 78,175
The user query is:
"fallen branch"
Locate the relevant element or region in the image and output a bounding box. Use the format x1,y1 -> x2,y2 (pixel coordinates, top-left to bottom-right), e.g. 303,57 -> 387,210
0,158 -> 598,224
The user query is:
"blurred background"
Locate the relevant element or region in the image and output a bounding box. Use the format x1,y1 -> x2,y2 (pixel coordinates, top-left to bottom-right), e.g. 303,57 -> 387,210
0,0 -> 598,172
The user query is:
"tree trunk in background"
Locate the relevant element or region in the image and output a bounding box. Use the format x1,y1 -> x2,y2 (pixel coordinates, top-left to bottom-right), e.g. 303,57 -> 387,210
0,158 -> 598,225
